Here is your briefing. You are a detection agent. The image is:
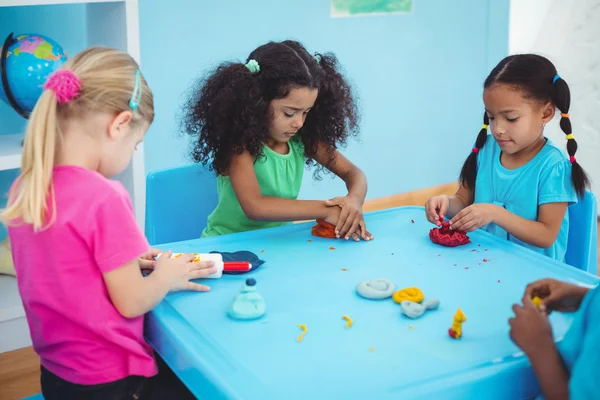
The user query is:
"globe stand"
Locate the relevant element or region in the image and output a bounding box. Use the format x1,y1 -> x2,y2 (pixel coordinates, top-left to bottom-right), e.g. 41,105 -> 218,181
1,32 -> 30,120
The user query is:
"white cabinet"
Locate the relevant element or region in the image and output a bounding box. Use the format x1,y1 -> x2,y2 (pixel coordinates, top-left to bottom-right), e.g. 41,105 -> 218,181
0,0 -> 145,353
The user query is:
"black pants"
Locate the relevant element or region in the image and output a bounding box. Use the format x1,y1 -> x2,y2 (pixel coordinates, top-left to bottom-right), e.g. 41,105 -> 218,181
41,355 -> 196,400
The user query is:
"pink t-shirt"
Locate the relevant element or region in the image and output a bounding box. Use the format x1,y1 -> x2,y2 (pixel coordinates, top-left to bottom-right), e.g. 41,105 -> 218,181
8,165 -> 158,385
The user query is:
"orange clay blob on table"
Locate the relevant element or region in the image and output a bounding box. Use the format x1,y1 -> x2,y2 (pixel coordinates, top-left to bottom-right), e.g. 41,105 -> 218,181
312,219 -> 337,238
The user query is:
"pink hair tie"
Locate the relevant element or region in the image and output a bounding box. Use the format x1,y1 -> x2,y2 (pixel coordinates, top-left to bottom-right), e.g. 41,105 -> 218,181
472,147 -> 479,155
569,156 -> 576,163
43,69 -> 81,104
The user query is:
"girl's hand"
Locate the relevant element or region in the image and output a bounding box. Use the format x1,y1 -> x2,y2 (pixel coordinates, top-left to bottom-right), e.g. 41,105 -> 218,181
449,203 -> 498,232
323,203 -> 372,242
139,248 -> 162,272
425,195 -> 449,225
325,195 -> 373,241
524,278 -> 589,313
155,251 -> 218,292
509,296 -> 554,357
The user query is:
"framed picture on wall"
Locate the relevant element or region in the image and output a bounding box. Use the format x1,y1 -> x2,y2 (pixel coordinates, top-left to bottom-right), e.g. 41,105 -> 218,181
330,0 -> 414,18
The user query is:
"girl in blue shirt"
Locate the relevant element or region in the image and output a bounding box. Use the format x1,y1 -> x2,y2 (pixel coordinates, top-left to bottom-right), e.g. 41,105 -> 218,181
425,54 -> 589,261
510,278 -> 599,399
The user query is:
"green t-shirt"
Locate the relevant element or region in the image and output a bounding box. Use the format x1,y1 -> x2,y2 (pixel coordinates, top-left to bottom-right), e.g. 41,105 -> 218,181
201,138 -> 305,237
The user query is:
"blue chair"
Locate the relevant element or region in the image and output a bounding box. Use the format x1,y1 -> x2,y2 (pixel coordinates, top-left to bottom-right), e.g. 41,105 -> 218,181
565,191 -> 598,274
145,163 -> 218,245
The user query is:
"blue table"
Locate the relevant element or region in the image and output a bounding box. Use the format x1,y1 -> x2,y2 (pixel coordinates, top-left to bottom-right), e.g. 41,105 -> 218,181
146,207 -> 599,400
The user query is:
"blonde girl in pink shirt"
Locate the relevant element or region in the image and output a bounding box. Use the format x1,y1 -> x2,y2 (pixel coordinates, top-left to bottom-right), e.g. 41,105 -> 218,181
2,47 -> 214,400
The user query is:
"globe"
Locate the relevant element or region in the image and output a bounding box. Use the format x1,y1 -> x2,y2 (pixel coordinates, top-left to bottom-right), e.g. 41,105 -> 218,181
0,33 -> 68,117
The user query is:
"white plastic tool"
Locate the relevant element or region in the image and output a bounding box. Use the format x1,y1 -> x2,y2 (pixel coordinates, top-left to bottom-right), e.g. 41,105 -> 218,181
156,252 -> 224,279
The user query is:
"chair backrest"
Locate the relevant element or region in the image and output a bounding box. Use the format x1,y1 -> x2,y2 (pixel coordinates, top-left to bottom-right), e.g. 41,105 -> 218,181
145,163 -> 218,245
565,191 -> 598,274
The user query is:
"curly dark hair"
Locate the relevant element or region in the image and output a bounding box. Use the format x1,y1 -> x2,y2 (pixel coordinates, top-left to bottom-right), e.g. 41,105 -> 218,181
459,54 -> 589,198
181,40 -> 360,178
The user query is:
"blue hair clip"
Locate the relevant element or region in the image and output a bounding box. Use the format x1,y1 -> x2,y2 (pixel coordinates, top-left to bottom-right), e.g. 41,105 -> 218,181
313,53 -> 322,64
129,70 -> 142,110
553,75 -> 561,84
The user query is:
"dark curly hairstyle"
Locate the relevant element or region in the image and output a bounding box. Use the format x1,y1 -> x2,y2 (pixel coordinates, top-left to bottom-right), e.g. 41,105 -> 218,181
459,54 -> 590,198
181,40 -> 360,178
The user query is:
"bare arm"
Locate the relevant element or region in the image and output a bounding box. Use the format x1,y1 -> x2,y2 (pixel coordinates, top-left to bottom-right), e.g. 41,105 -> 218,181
103,253 -> 215,319
446,184 -> 473,218
424,183 -> 472,225
492,202 -> 567,248
229,151 -> 332,222
313,143 -> 373,240
313,143 -> 367,203
103,259 -> 170,319
448,184 -> 567,248
528,341 -> 570,400
509,296 -> 570,400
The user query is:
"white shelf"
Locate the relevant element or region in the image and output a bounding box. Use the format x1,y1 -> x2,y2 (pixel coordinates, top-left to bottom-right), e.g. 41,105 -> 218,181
0,0 -> 123,7
0,134 -> 22,171
0,0 -> 146,229
0,275 -> 25,322
0,275 -> 31,353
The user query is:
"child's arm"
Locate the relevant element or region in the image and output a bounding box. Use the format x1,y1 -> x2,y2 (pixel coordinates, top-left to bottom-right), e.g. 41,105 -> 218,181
525,278 -> 590,313
229,151 -> 341,224
425,184 -> 472,225
450,202 -> 567,248
528,344 -> 570,400
509,296 -> 570,400
103,252 -> 216,318
313,143 -> 371,240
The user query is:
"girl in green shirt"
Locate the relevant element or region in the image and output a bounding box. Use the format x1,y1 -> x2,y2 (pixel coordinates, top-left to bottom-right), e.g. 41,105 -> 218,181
182,40 -> 372,241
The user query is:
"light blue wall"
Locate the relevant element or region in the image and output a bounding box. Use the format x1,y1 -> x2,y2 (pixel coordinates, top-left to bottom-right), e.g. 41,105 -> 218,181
0,0 -> 510,236
140,0 -> 509,200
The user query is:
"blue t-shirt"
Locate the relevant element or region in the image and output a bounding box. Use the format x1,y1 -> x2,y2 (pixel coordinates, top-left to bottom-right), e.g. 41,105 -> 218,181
557,286 -> 600,399
474,135 -> 577,262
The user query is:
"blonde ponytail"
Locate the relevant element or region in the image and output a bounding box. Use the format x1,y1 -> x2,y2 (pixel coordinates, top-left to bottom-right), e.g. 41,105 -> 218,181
1,47 -> 154,231
3,91 -> 59,230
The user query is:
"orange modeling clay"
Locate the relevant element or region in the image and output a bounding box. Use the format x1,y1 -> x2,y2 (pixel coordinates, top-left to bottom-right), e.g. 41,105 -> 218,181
312,219 -> 337,238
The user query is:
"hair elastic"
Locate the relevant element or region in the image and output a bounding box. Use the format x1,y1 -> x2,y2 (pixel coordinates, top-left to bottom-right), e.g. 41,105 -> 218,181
560,113 -> 570,118
566,133 -> 574,140
313,53 -> 322,64
44,69 -> 81,104
129,70 -> 142,110
245,59 -> 260,73
472,147 -> 479,155
482,124 -> 489,130
553,75 -> 561,84
569,156 -> 576,163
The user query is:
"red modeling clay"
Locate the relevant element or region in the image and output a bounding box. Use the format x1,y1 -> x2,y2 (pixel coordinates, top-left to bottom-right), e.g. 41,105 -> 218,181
429,217 -> 470,247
